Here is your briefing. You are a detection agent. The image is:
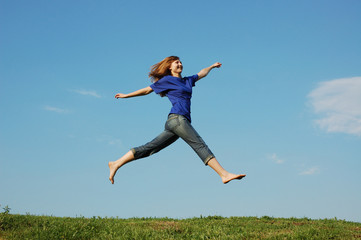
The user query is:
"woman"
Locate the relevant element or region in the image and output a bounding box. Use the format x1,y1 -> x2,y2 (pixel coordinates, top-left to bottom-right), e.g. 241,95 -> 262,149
108,56 -> 246,184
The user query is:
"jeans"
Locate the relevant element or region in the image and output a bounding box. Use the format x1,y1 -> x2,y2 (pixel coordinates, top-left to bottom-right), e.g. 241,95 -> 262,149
131,114 -> 215,165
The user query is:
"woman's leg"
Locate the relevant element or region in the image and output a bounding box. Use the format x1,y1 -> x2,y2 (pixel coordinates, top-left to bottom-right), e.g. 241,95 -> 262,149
207,158 -> 246,184
108,129 -> 178,184
108,150 -> 134,184
168,115 -> 246,184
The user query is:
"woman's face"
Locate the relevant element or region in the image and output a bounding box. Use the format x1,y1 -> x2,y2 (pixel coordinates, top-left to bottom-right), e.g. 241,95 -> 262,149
169,59 -> 183,75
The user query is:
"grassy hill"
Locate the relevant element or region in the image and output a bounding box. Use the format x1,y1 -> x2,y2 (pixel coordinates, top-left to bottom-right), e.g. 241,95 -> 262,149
1,213 -> 360,239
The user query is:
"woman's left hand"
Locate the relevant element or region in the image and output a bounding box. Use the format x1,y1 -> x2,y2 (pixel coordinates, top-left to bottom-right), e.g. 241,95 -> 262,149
212,62 -> 222,68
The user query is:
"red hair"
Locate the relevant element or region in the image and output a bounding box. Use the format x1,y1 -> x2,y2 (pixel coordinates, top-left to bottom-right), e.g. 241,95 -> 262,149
149,56 -> 179,83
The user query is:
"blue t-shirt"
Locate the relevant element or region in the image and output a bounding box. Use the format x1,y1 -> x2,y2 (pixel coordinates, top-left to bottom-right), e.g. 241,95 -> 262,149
150,74 -> 198,122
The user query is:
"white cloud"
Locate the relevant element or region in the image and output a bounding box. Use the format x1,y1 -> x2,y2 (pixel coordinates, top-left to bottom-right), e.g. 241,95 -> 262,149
308,77 -> 361,136
44,106 -> 69,114
70,89 -> 101,98
268,153 -> 285,164
97,135 -> 123,148
299,167 -> 319,175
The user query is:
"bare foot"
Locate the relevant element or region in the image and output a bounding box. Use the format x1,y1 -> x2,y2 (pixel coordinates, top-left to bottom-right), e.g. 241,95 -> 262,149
108,161 -> 118,184
222,173 -> 246,184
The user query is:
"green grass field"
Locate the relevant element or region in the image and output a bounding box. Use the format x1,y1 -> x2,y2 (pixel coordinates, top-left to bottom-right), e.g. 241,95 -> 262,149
1,212 -> 360,239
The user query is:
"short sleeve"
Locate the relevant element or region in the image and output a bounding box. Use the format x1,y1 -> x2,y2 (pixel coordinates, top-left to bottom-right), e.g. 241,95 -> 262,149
150,76 -> 171,94
186,74 -> 199,87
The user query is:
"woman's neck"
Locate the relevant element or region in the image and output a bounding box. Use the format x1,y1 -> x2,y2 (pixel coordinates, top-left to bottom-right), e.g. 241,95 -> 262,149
171,73 -> 182,78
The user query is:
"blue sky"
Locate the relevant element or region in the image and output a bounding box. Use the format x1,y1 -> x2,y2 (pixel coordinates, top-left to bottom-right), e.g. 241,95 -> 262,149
1,0 -> 361,222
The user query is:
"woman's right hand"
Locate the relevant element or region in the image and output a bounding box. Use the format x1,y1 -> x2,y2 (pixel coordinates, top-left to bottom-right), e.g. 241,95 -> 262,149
115,87 -> 153,99
115,93 -> 127,99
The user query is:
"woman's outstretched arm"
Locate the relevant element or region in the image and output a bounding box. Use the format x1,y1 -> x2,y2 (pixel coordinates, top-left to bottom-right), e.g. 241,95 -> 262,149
115,86 -> 153,99
197,62 -> 222,81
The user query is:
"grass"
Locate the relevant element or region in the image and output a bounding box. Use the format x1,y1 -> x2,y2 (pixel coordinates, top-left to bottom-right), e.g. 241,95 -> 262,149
1,213 -> 361,239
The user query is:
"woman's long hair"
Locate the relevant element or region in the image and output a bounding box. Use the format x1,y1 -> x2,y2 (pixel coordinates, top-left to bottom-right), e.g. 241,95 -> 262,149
149,56 -> 179,97
149,56 -> 179,83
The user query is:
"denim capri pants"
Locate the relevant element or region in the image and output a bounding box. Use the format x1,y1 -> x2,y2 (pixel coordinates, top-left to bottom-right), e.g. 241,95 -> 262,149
131,114 -> 215,165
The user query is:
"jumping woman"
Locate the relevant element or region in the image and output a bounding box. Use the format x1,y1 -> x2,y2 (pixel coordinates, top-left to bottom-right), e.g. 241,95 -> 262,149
108,56 -> 246,184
